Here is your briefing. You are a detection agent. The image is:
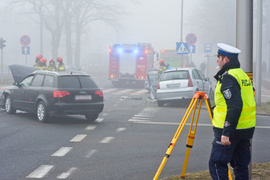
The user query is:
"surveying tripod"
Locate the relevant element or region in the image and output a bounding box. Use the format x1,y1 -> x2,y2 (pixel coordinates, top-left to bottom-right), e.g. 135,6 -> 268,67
153,91 -> 233,180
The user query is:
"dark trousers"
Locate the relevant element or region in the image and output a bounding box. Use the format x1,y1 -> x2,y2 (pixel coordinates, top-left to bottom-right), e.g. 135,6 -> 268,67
209,136 -> 251,180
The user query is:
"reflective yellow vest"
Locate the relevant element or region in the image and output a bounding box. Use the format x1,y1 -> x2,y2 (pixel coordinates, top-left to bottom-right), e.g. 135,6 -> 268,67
213,68 -> 256,129
58,64 -> 65,71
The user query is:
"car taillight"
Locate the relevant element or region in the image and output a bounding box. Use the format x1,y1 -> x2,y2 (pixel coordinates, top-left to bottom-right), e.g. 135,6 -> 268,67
188,77 -> 193,87
157,80 -> 160,89
53,91 -> 70,98
95,90 -> 103,97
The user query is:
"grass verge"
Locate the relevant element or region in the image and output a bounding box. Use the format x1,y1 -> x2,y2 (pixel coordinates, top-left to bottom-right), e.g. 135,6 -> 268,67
162,162 -> 270,180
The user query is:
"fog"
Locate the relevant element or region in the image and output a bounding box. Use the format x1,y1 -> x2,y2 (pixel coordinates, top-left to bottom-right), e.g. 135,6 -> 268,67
0,0 -> 269,100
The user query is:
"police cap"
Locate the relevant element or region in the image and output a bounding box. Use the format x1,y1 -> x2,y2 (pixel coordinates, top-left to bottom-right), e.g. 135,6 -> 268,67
217,43 -> 241,58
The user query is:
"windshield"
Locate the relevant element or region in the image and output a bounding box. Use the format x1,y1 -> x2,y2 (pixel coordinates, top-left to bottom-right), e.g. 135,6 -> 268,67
160,71 -> 189,81
58,76 -> 98,88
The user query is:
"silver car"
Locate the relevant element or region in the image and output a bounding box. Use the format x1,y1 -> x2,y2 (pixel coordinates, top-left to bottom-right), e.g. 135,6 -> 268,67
155,68 -> 213,106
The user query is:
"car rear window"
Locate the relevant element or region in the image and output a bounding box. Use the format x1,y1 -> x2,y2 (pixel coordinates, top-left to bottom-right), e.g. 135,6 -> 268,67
160,71 -> 189,81
58,76 -> 98,88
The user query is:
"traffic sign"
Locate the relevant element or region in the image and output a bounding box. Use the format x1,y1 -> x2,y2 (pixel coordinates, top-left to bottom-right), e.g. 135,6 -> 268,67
176,42 -> 189,54
22,46 -> 30,55
188,45 -> 195,54
185,33 -> 197,45
20,35 -> 31,47
204,43 -> 212,53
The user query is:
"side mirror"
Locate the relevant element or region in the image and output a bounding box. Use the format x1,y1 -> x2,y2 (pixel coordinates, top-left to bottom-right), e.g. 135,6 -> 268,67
205,77 -> 210,81
13,82 -> 20,87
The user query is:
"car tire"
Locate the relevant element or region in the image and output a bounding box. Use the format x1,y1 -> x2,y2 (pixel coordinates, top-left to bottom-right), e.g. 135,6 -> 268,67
157,101 -> 164,107
85,113 -> 99,122
36,101 -> 48,123
5,95 -> 16,114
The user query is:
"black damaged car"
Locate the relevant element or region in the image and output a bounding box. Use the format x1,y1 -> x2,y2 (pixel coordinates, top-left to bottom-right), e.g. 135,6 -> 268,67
0,65 -> 104,123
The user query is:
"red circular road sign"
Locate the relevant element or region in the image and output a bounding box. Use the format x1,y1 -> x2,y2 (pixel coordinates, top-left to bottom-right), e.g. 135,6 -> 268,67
185,33 -> 197,45
20,35 -> 31,47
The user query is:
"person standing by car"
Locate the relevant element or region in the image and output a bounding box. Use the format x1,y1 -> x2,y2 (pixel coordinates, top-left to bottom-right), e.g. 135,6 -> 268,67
38,58 -> 48,70
33,54 -> 42,68
47,59 -> 56,71
209,43 -> 256,180
158,59 -> 167,75
57,57 -> 65,71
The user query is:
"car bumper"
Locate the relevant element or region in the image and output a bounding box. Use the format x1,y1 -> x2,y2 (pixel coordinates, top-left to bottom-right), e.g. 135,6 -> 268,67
156,88 -> 196,101
47,102 -> 104,115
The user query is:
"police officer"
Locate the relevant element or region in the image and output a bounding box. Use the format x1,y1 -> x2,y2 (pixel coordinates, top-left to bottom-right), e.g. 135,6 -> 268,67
209,43 -> 256,180
47,58 -> 56,71
57,57 -> 65,71
34,54 -> 42,68
158,59 -> 167,75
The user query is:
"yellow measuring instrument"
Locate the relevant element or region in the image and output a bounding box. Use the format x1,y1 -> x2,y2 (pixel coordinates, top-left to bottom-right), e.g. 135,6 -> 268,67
153,91 -> 232,180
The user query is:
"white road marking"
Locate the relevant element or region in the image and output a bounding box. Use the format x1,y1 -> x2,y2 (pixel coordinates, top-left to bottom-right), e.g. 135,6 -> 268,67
255,125 -> 270,129
129,121 -> 270,129
131,117 -> 150,120
57,167 -> 77,179
26,165 -> 54,179
96,118 -> 104,123
131,89 -> 148,94
102,88 -> 118,93
128,119 -> 148,122
85,125 -> 97,131
117,89 -> 134,93
51,147 -> 73,157
134,114 -> 154,117
100,137 -> 115,143
85,149 -> 98,158
116,127 -> 126,132
70,134 -> 87,142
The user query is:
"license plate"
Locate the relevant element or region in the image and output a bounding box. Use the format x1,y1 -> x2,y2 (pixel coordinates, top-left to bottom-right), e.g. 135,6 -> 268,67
167,83 -> 181,88
75,95 -> 92,100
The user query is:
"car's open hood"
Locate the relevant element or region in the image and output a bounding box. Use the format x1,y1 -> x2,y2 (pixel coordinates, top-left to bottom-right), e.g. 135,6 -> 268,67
8,64 -> 39,83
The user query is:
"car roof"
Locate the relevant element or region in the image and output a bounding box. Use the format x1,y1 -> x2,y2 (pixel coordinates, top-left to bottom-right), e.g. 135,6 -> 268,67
164,67 -> 195,72
32,70 -> 89,76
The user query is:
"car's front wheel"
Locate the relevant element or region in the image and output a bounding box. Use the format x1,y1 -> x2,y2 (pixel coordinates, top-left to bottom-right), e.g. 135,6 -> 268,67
85,113 -> 99,122
5,95 -> 16,114
36,101 -> 48,123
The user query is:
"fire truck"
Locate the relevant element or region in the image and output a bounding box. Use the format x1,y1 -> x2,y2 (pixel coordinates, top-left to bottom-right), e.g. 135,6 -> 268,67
108,43 -> 155,86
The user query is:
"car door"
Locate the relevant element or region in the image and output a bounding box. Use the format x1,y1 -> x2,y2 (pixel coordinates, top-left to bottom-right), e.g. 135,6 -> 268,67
196,69 -> 210,93
191,69 -> 204,91
24,74 -> 45,112
12,75 -> 34,110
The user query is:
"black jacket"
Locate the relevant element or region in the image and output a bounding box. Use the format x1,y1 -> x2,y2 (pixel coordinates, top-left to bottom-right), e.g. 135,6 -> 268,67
213,59 -> 255,139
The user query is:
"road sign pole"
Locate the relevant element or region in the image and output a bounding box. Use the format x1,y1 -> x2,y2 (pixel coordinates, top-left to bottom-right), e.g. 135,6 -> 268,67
25,54 -> 27,66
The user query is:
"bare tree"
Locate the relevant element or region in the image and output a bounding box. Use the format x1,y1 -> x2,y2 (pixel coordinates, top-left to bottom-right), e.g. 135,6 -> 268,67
71,0 -> 124,67
13,0 -> 127,67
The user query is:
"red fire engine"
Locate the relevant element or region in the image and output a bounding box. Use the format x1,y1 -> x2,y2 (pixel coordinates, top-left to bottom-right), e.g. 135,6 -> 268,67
108,43 -> 155,86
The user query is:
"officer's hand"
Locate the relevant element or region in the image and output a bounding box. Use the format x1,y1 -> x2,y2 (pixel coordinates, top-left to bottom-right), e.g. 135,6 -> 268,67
221,135 -> 231,146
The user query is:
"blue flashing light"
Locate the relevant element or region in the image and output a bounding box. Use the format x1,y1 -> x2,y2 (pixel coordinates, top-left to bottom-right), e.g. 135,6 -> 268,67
133,49 -> 138,53
117,48 -> 123,53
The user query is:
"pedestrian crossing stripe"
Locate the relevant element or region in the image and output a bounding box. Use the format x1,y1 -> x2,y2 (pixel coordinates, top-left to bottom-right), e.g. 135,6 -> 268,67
102,88 -> 148,95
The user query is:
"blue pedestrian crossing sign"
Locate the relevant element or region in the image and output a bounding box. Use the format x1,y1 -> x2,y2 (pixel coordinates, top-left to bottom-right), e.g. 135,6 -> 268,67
176,42 -> 189,54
